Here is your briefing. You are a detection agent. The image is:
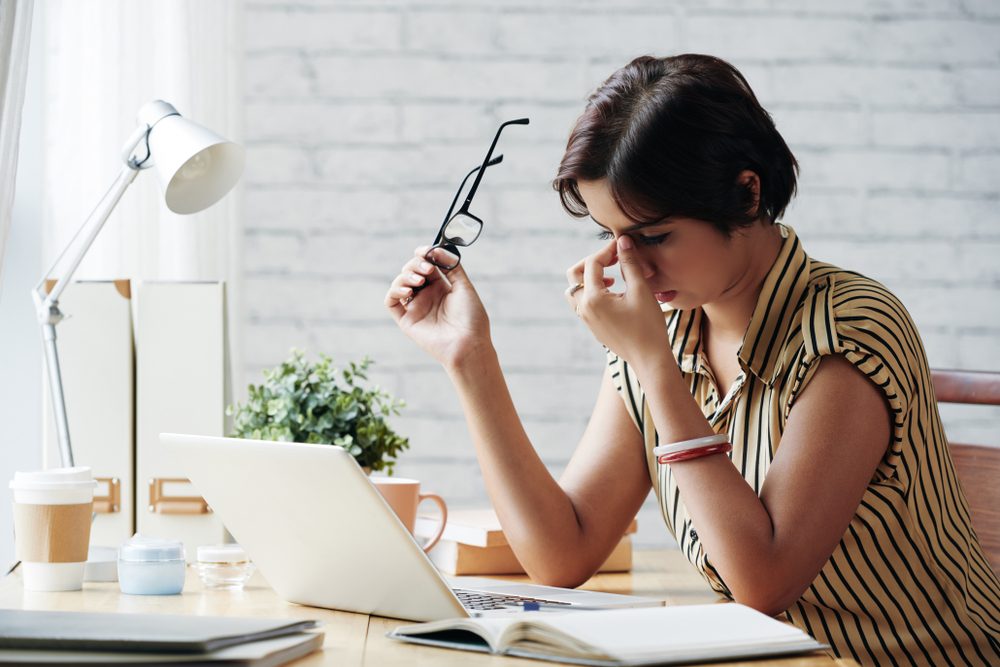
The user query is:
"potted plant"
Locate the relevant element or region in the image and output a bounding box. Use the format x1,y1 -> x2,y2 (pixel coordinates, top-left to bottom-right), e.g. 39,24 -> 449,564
227,350 -> 409,474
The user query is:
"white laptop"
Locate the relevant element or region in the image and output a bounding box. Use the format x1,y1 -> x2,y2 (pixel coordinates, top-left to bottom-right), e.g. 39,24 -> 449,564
161,433 -> 664,622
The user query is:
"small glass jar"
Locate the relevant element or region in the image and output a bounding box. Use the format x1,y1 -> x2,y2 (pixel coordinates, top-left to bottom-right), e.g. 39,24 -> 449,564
194,544 -> 255,590
117,535 -> 186,595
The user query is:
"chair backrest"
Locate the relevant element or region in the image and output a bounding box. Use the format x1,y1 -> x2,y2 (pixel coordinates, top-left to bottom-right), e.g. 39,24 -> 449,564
931,370 -> 1000,573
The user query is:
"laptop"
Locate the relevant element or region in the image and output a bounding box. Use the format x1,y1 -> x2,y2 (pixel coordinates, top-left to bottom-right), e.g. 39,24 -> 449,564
161,433 -> 664,622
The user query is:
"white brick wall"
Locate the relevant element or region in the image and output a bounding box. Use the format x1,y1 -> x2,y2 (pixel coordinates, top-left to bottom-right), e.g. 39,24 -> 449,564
242,1 -> 1000,548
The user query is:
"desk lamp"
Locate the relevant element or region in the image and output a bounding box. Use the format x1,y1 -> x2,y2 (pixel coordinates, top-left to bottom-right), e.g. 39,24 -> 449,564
32,100 -> 244,468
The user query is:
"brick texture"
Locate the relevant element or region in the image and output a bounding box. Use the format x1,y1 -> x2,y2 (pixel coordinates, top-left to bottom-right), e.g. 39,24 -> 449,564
243,2 -> 1000,548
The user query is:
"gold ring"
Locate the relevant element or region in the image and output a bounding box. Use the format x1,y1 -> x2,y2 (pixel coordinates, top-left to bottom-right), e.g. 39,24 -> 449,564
566,283 -> 585,298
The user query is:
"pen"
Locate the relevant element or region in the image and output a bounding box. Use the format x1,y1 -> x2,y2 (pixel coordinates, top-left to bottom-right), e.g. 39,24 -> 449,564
521,601 -> 610,612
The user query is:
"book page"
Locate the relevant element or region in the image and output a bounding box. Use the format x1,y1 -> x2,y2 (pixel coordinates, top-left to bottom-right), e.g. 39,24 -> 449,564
391,616 -> 509,652
514,604 -> 816,661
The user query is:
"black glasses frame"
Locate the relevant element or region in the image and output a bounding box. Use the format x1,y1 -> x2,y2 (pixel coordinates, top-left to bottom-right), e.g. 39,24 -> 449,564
426,117 -> 530,270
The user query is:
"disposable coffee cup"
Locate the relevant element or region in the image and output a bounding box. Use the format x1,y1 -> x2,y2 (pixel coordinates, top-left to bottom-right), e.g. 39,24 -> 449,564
10,467 -> 97,591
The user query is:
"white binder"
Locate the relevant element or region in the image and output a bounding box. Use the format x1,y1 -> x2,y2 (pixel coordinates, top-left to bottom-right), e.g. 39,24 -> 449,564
42,280 -> 135,547
134,281 -> 228,558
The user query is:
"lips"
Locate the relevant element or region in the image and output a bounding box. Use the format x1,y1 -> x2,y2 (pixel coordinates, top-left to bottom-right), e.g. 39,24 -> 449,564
654,290 -> 677,303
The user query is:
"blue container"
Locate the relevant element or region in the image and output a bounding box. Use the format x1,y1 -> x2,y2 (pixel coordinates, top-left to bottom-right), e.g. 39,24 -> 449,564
117,535 -> 186,595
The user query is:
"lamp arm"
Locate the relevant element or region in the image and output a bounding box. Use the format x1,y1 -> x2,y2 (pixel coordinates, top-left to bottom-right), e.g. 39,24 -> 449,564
34,121 -> 150,309
32,123 -> 148,468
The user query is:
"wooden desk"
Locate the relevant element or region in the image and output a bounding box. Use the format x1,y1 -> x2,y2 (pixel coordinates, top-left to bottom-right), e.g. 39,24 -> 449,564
0,550 -> 857,666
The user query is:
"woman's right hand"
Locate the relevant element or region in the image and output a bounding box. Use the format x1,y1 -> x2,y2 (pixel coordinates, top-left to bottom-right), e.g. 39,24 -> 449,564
384,246 -> 492,369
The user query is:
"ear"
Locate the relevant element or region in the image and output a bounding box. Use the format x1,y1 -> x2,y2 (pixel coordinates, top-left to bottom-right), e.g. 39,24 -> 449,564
737,169 -> 761,218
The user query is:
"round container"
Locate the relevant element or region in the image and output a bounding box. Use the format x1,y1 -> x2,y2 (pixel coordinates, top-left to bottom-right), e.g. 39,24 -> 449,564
117,535 -> 186,595
10,467 -> 97,592
195,544 -> 255,590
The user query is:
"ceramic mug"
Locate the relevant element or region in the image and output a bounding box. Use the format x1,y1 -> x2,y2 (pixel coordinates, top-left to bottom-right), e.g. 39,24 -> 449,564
370,477 -> 448,553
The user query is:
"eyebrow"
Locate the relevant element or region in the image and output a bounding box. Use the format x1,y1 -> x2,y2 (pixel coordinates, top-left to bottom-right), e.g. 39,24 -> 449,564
591,217 -> 672,233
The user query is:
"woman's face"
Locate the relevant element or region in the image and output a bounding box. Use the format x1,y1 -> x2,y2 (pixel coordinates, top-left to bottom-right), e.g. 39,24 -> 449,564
576,179 -> 758,311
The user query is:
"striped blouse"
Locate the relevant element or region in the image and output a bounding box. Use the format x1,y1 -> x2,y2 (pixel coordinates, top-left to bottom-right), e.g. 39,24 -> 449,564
607,224 -> 1000,665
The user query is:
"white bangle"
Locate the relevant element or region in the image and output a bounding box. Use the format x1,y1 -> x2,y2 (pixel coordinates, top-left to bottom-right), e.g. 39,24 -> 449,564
653,433 -> 729,458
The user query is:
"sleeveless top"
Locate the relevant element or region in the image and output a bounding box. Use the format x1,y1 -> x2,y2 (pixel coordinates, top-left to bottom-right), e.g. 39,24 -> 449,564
606,224 -> 1000,666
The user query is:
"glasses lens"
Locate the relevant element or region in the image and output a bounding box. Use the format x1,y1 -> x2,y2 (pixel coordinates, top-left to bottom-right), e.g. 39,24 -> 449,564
443,212 -> 483,246
426,244 -> 461,270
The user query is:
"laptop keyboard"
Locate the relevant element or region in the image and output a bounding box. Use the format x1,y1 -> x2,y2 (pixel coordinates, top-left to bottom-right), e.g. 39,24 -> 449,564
453,588 -> 573,611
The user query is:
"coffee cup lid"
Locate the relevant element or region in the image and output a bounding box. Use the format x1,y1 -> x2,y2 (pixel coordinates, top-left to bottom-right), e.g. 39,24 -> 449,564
12,467 -> 93,485
10,467 -> 97,493
119,534 -> 185,562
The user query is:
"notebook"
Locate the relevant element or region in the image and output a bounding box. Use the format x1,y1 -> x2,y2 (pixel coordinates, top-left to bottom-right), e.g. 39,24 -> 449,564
0,633 -> 323,666
0,610 -> 320,653
387,603 -> 828,666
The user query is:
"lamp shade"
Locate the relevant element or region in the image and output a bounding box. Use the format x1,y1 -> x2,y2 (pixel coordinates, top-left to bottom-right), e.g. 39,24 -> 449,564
138,100 -> 245,214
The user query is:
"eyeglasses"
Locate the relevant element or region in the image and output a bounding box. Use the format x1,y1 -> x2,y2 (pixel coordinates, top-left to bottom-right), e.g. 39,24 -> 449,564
426,118 -> 530,270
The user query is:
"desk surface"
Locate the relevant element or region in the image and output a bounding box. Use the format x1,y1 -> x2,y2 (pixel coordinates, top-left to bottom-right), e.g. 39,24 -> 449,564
0,550 -> 857,666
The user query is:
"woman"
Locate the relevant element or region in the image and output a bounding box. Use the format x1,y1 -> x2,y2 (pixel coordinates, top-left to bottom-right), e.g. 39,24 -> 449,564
385,54 -> 1000,665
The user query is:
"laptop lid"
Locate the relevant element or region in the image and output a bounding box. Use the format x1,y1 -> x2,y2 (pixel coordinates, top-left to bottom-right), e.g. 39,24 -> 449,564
161,433 -> 468,622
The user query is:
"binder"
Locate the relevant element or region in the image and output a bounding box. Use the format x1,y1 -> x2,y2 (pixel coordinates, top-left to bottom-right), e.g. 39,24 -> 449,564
134,281 -> 228,558
42,280 -> 135,546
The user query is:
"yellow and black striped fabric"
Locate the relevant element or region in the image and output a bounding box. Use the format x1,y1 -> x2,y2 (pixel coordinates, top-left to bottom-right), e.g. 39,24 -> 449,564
607,224 -> 1000,665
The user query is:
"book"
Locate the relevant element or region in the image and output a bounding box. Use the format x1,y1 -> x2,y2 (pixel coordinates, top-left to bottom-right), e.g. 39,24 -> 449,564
415,509 -> 637,548
0,609 -> 319,653
41,280 -> 135,546
135,281 -> 228,557
429,535 -> 633,576
416,508 -> 636,575
387,603 -> 827,666
0,632 -> 323,666
0,632 -> 323,667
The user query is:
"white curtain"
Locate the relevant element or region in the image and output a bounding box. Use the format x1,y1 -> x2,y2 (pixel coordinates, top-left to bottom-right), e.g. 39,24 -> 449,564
0,0 -> 35,294
41,0 -> 243,284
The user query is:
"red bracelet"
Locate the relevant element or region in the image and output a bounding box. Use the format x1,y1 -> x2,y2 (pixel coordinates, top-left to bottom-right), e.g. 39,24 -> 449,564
657,442 -> 732,465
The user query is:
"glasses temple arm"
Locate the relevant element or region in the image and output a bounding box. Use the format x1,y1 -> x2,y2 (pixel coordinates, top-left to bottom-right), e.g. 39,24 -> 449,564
432,155 -> 503,245
458,118 -> 529,215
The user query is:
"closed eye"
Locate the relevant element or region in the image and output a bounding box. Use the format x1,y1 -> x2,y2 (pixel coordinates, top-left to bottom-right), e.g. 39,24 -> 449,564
638,233 -> 670,246
595,230 -> 671,245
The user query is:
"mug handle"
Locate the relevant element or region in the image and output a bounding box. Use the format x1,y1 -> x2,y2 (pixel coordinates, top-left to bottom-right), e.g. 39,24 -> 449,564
416,493 -> 448,553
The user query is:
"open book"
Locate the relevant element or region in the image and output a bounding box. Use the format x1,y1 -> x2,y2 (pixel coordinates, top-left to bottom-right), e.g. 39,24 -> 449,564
388,603 -> 827,666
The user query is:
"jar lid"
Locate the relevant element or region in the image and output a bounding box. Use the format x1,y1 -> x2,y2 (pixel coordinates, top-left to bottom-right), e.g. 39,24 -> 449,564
197,543 -> 249,563
119,534 -> 185,562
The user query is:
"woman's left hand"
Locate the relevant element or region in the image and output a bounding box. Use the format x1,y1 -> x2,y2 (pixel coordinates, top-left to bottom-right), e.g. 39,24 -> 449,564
566,235 -> 671,370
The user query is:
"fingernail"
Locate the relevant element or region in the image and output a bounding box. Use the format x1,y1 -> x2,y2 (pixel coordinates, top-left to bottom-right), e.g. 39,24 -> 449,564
420,261 -> 433,272
618,236 -> 633,250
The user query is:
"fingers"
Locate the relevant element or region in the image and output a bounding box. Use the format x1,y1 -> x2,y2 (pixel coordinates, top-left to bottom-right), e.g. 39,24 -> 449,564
564,239 -> 620,316
384,246 -> 443,318
615,235 -> 653,302
566,239 -> 617,286
616,235 -> 640,280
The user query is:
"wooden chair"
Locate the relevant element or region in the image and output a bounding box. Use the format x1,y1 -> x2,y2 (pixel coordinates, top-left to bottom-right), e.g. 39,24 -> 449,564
931,369 -> 1000,573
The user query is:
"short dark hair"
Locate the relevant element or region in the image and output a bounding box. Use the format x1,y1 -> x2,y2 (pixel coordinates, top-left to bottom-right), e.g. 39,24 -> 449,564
553,54 -> 798,235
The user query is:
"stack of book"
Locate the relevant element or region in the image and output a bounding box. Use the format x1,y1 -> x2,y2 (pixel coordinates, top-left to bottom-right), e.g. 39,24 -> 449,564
415,509 -> 636,576
0,609 -> 323,666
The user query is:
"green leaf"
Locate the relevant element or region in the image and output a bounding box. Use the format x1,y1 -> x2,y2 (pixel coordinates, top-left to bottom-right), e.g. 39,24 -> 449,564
225,349 -> 409,472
